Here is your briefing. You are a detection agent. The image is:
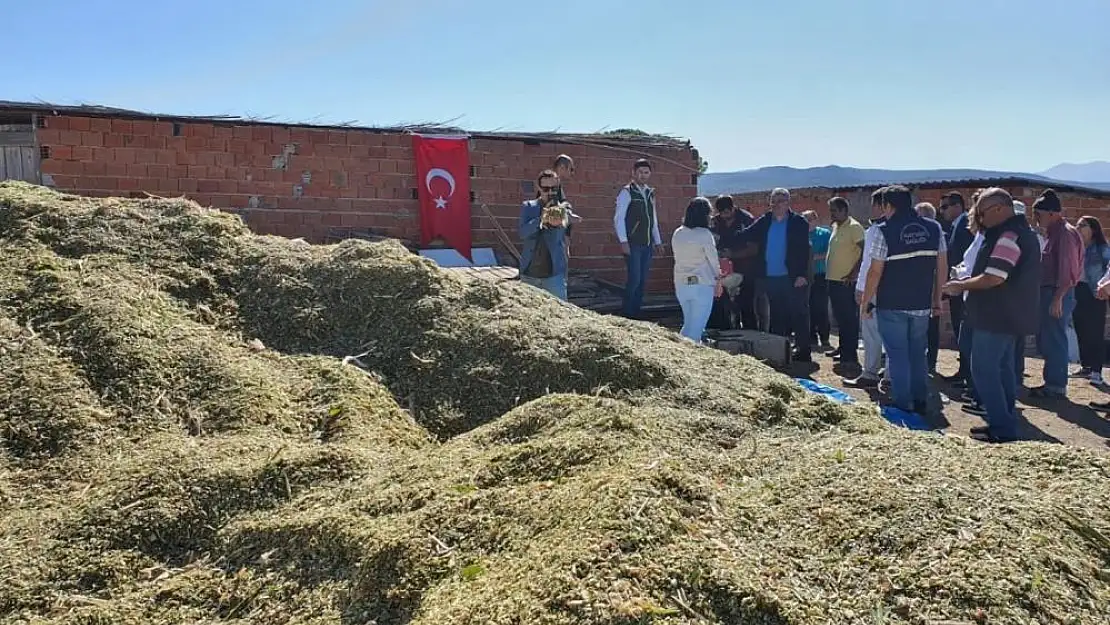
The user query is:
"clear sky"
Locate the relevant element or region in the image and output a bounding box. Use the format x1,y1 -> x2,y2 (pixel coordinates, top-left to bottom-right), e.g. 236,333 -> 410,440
5,0 -> 1108,174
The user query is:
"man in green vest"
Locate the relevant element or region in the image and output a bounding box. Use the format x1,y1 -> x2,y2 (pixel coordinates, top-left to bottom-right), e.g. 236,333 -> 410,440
613,158 -> 665,318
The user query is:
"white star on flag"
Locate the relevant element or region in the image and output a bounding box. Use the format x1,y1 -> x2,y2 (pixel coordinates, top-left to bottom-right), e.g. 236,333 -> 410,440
434,196 -> 448,209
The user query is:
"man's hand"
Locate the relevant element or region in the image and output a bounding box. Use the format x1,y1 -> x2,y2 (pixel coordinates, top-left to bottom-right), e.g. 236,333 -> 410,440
620,243 -> 630,256
654,244 -> 666,255
569,213 -> 583,224
941,280 -> 965,297
860,304 -> 872,320
1050,296 -> 1064,319
932,301 -> 944,318
1098,282 -> 1110,300
794,276 -> 807,288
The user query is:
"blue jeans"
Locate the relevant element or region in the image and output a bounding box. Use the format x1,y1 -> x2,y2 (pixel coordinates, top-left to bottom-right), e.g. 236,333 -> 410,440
1014,335 -> 1026,389
971,330 -> 1020,440
877,309 -> 930,412
762,276 -> 811,356
1036,286 -> 1076,394
623,245 -> 654,317
522,274 -> 567,300
676,283 -> 715,341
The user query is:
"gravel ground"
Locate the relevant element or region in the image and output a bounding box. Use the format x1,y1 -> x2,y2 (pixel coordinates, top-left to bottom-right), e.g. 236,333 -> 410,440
789,345 -> 1110,451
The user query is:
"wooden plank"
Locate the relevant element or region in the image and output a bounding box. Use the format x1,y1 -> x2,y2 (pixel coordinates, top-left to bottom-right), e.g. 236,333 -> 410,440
21,146 -> 39,183
0,131 -> 35,146
6,147 -> 24,180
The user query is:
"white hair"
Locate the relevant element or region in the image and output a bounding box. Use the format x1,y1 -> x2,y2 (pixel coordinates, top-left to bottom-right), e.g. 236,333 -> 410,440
770,188 -> 791,201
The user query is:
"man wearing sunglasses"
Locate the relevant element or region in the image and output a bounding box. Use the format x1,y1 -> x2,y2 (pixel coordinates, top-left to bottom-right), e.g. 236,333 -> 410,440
943,188 -> 1041,442
518,169 -> 570,300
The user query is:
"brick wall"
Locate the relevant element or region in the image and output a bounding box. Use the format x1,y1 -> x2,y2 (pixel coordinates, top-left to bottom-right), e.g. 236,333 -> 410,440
34,114 -> 699,293
718,184 -> 1110,348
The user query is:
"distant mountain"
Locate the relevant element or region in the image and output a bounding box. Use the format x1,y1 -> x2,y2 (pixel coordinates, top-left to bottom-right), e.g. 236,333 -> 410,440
1039,161 -> 1110,184
697,165 -> 1072,196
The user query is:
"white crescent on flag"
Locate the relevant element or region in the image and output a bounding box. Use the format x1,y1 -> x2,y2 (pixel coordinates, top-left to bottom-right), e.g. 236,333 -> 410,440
425,168 -> 457,197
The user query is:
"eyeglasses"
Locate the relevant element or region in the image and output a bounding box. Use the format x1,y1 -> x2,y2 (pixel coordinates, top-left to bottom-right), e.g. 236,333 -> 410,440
539,185 -> 559,192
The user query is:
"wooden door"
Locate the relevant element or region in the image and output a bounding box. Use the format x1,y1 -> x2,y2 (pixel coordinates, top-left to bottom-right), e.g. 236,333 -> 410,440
0,122 -> 40,184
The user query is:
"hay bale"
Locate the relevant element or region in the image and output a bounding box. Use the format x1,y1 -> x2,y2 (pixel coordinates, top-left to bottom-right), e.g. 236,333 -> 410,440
0,181 -> 1108,624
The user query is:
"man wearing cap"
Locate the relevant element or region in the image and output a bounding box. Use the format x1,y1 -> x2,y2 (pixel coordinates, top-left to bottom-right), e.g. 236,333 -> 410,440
943,188 -> 1041,442
1030,189 -> 1083,399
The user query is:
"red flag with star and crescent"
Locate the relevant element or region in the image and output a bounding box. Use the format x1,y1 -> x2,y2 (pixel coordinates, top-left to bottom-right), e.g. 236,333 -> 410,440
412,134 -> 472,260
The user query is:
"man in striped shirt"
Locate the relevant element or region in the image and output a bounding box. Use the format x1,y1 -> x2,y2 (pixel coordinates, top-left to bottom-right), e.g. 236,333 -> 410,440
944,188 -> 1042,443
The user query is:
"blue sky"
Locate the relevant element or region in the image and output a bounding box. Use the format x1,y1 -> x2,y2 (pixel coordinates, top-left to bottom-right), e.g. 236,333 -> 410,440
5,0 -> 1107,173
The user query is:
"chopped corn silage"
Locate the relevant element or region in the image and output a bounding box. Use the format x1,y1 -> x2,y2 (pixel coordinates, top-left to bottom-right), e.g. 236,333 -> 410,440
0,181 -> 1107,625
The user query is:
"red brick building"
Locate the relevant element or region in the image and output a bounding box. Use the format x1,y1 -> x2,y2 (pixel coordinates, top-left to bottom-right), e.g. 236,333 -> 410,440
0,101 -> 701,293
720,181 -> 1110,347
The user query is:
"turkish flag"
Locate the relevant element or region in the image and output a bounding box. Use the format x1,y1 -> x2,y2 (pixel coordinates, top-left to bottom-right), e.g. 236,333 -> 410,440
412,134 -> 472,260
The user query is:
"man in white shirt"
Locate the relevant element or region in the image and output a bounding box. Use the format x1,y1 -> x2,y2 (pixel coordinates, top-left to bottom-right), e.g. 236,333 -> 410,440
844,188 -> 889,389
614,159 -> 665,318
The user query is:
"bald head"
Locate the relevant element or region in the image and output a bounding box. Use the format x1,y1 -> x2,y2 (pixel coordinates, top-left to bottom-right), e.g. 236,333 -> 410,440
974,187 -> 1015,228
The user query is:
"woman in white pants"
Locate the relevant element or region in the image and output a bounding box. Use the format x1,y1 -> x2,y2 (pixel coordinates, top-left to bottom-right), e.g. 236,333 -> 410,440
672,197 -> 722,342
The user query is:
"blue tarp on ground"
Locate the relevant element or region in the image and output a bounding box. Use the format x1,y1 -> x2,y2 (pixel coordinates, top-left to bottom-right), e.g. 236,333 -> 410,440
794,378 -> 853,404
794,378 -> 935,432
879,406 -> 933,431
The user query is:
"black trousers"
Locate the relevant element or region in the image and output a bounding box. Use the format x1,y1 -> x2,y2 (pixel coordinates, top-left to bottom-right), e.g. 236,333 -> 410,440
809,273 -> 830,345
1073,282 -> 1107,372
948,296 -> 966,375
735,278 -> 758,330
827,280 -> 860,364
927,315 -> 939,372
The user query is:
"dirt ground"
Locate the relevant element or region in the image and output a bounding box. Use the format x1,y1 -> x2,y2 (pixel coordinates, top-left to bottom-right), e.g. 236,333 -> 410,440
786,346 -> 1110,451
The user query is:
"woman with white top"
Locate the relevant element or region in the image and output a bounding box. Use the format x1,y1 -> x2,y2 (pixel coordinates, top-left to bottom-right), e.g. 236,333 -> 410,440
671,197 -> 722,342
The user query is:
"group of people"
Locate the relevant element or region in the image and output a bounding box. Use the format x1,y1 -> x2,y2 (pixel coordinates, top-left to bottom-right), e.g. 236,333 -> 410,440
517,156 -> 664,317
672,184 -> 1110,443
516,157 -> 1110,443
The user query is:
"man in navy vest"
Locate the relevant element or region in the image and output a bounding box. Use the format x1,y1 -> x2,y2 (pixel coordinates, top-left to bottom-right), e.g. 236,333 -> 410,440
943,188 -> 1042,442
859,185 -> 946,415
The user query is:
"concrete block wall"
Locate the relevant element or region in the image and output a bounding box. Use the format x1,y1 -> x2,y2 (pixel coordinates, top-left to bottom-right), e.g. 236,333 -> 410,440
720,184 -> 1110,348
34,114 -> 700,293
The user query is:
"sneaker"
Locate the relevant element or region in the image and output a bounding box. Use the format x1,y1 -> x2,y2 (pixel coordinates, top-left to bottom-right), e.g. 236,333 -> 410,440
961,403 -> 987,417
1071,367 -> 1093,378
1090,372 -> 1105,386
1028,385 -> 1066,400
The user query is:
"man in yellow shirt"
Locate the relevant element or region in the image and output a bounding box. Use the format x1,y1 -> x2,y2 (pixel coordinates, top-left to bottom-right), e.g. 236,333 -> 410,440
824,196 -> 867,366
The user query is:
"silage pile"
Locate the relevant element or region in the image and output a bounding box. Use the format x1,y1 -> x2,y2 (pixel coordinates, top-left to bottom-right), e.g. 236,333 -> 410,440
0,181 -> 1107,624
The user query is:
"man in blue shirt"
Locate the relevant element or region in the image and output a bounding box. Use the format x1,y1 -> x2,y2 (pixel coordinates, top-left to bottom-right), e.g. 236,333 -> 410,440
741,188 -> 812,361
